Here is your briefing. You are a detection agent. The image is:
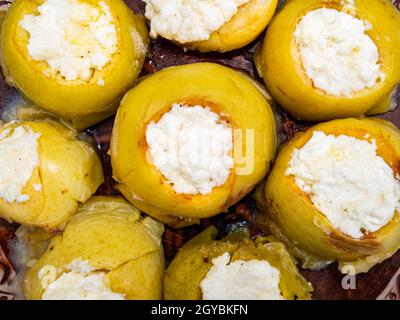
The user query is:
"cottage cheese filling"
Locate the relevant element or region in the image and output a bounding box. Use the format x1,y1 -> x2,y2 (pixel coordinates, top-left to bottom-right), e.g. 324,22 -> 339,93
200,252 -> 283,300
294,8 -> 384,97
143,0 -> 250,43
20,0 -> 118,81
146,103 -> 234,195
286,131 -> 400,239
0,125 -> 41,203
39,260 -> 125,300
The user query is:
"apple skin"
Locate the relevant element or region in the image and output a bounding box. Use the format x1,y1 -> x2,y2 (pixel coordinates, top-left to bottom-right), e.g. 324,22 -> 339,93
0,120 -> 104,231
164,226 -> 312,300
0,0 -> 149,130
24,196 -> 165,300
110,63 -> 277,228
186,0 -> 278,53
255,0 -> 400,121
259,118 -> 400,273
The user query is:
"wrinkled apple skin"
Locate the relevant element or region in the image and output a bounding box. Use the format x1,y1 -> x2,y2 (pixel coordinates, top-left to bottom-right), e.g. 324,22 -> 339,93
24,196 -> 165,300
259,118 -> 400,273
0,0 -> 149,130
110,63 -> 277,228
0,120 -> 104,231
186,0 -> 278,53
164,226 -> 312,300
255,0 -> 400,121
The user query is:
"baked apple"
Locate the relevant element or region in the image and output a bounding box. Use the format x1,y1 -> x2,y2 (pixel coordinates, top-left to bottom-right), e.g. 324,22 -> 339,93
0,120 -> 103,230
255,0 -> 400,121
24,196 -> 164,300
259,118 -> 400,273
143,0 -> 278,53
0,0 -> 148,129
110,63 -> 277,228
164,226 -> 312,300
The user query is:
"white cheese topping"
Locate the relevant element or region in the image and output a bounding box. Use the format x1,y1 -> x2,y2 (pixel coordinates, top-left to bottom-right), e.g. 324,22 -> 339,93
294,8 -> 384,97
200,252 -> 283,300
143,0 -> 250,43
146,103 -> 234,195
286,131 -> 400,239
0,125 -> 40,203
40,259 -> 125,300
20,0 -> 118,82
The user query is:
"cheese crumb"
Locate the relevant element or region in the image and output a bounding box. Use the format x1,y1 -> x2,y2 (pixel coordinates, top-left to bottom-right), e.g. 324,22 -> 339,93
200,252 -> 283,300
143,0 -> 250,43
20,0 -> 118,82
40,259 -> 125,300
33,184 -> 42,192
146,103 -> 234,195
286,131 -> 400,238
294,8 -> 384,97
0,125 -> 40,203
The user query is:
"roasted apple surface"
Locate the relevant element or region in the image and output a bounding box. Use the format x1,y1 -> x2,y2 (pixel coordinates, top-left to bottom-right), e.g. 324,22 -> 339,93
0,0 -> 148,129
24,196 -> 164,300
0,120 -> 103,231
164,226 -> 312,300
110,63 -> 277,228
187,0 -> 278,53
143,0 -> 277,53
255,0 -> 400,121
259,118 -> 400,273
